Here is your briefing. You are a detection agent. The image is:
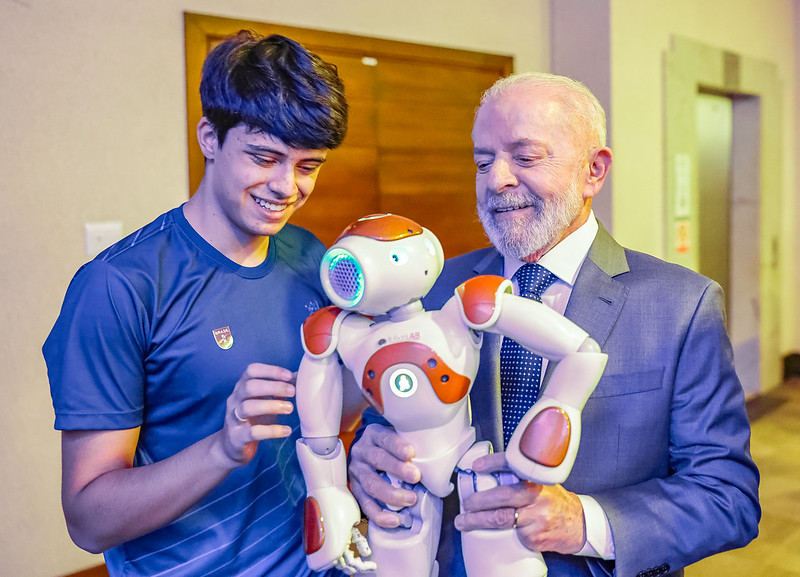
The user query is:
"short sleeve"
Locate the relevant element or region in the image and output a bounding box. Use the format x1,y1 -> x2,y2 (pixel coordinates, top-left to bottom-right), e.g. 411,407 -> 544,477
43,260 -> 149,430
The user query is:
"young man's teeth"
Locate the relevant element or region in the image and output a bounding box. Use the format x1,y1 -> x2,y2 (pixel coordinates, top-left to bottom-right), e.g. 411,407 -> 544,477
254,197 -> 285,212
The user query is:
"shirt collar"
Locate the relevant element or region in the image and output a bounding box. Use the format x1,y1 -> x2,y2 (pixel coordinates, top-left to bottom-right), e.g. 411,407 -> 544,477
503,211 -> 598,286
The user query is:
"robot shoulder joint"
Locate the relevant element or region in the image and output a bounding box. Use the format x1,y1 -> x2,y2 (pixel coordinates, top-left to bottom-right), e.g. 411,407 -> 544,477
301,306 -> 346,358
455,275 -> 513,330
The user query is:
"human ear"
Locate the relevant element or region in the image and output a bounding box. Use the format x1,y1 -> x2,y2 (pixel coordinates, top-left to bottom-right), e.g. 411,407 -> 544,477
583,147 -> 612,199
196,117 -> 219,160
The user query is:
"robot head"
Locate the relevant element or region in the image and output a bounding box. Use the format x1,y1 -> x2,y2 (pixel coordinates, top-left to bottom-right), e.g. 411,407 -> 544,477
320,214 -> 445,316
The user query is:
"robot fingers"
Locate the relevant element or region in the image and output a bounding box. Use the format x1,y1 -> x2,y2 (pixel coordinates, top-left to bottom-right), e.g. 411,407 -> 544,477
334,526 -> 377,575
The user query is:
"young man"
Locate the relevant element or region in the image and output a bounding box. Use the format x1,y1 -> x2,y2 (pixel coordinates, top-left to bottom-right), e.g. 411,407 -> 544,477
348,72 -> 760,576
43,31 -> 348,576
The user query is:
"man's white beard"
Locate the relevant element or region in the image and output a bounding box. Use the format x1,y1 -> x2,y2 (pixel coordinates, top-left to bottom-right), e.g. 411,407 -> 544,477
477,179 -> 584,261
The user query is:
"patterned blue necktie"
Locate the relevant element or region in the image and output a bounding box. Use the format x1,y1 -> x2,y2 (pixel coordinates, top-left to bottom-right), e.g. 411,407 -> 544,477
500,263 -> 559,448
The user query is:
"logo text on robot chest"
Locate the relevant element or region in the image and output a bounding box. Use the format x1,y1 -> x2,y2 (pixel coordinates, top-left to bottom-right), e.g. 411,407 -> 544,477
378,332 -> 421,346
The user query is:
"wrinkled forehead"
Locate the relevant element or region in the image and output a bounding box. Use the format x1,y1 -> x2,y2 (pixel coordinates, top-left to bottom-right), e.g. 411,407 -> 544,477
473,86 -> 580,149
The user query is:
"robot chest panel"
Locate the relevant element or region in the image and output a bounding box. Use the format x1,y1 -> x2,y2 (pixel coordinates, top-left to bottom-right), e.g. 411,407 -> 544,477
359,340 -> 472,416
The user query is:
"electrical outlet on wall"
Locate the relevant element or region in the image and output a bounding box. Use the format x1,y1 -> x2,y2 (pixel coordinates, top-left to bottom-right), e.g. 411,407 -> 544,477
84,221 -> 123,257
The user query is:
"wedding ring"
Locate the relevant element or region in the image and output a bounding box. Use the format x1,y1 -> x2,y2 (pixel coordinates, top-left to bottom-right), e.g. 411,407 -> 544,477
233,406 -> 248,423
513,508 -> 519,529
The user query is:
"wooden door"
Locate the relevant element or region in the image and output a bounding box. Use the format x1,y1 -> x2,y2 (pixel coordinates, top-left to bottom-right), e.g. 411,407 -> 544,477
184,12 -> 513,257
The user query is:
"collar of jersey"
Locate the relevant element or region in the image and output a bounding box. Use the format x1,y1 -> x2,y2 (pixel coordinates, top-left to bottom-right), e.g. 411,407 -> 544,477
173,205 -> 276,279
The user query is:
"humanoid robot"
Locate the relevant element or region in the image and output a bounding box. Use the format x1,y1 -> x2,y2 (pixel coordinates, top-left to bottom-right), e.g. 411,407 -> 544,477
295,214 -> 607,576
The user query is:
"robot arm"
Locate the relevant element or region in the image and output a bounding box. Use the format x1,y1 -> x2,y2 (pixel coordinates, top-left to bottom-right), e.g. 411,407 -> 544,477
455,275 -> 588,358
455,275 -> 608,485
297,306 -> 347,453
296,307 -> 376,574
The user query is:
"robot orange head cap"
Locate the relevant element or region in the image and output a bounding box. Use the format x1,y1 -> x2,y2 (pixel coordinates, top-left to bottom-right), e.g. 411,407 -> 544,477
335,213 -> 423,242
321,214 -> 444,315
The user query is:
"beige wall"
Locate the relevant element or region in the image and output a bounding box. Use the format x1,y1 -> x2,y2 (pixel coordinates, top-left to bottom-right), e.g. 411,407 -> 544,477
795,0 -> 800,356
609,0 -> 798,354
0,1 -> 547,575
0,1 -> 797,576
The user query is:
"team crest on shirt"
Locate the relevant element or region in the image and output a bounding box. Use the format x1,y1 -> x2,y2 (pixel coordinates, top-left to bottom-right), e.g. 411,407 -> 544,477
213,326 -> 234,350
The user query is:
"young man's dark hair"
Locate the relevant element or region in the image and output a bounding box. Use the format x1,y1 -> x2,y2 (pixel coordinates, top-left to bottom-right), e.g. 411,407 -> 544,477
200,31 -> 348,150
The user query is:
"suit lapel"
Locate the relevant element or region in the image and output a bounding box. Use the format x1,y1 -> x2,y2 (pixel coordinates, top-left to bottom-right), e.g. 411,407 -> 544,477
469,250 -> 506,450
545,223 -> 629,381
473,332 -> 505,450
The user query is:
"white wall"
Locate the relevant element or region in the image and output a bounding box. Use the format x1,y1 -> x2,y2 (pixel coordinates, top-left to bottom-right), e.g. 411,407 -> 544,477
609,0 -> 798,354
0,1 -> 547,575
794,0 -> 800,357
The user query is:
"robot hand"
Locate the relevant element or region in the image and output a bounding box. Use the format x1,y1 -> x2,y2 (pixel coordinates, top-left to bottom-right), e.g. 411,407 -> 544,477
296,439 -> 377,574
337,527 -> 376,576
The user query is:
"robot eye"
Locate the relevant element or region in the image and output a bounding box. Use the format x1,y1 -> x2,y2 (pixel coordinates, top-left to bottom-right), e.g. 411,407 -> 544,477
323,248 -> 364,306
391,248 -> 409,265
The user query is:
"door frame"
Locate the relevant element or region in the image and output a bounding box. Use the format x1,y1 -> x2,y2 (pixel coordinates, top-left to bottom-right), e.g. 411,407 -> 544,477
664,36 -> 783,394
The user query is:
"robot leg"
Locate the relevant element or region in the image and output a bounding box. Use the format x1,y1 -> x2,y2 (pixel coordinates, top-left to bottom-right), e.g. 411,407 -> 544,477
457,441 -> 547,577
367,483 -> 442,577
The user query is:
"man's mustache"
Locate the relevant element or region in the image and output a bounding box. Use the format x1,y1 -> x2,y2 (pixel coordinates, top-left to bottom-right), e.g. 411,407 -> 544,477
485,192 -> 545,214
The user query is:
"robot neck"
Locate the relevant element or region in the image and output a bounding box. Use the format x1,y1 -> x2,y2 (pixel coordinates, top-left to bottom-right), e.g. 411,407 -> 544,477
387,300 -> 425,322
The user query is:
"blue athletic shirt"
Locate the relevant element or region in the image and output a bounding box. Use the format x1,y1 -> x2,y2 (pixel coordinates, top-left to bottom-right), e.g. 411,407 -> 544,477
44,206 -> 339,576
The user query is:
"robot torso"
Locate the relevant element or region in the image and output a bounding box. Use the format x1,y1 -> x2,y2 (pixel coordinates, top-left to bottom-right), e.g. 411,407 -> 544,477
337,300 -> 481,435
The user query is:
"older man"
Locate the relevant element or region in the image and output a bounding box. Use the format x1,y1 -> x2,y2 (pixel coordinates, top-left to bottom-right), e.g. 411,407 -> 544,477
348,72 -> 760,577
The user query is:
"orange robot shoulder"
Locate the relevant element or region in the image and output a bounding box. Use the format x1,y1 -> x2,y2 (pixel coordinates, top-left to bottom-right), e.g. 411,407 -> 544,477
301,306 -> 346,358
455,275 -> 513,330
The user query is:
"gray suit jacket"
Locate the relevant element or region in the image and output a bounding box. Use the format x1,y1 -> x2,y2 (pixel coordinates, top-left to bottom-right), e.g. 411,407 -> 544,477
362,223 -> 760,577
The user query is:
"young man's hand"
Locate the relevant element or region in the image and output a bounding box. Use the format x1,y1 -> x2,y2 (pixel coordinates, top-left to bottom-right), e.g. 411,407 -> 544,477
221,363 -> 297,465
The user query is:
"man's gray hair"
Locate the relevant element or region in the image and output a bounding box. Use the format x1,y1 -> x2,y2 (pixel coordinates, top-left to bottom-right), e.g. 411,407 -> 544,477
478,72 -> 607,149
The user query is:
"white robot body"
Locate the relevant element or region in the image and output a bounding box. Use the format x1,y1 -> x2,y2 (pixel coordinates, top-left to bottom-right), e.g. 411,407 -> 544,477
295,214 -> 608,576
307,302 -> 482,498
339,305 -> 480,425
